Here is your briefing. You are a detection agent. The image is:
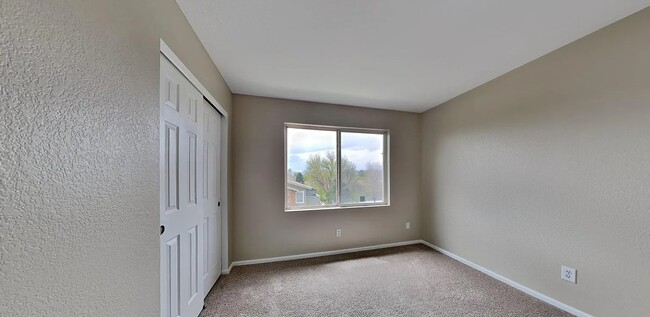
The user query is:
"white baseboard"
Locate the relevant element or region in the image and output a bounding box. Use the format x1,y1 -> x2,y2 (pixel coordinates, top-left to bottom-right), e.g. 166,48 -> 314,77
418,240 -> 592,317
225,239 -> 591,317
221,262 -> 234,275
231,240 -> 422,267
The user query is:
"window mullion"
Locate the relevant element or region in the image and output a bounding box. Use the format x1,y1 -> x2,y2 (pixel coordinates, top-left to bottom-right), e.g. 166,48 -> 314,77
384,131 -> 389,205
336,129 -> 342,207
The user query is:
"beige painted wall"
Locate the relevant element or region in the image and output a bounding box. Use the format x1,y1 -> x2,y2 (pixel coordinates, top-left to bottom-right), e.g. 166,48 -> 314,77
1,0 -> 231,316
232,95 -> 421,261
421,8 -> 650,316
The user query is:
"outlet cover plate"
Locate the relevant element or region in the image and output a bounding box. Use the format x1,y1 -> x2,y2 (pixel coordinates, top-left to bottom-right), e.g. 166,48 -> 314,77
561,266 -> 577,284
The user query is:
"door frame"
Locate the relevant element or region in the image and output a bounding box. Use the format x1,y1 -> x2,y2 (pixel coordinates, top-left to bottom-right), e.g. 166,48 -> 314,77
160,39 -> 230,274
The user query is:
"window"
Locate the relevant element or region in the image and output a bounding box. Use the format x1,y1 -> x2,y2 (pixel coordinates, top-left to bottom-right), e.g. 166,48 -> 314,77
285,123 -> 389,211
295,191 -> 305,204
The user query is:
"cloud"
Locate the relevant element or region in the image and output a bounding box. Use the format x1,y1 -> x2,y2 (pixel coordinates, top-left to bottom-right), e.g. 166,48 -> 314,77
342,148 -> 383,169
288,150 -> 333,172
287,128 -> 384,172
341,132 -> 382,152
287,128 -> 336,154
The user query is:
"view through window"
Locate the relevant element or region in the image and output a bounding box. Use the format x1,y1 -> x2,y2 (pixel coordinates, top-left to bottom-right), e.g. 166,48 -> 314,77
285,124 -> 388,211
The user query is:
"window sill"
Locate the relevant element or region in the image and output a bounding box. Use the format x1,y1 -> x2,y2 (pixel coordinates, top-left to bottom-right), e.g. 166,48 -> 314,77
284,204 -> 390,213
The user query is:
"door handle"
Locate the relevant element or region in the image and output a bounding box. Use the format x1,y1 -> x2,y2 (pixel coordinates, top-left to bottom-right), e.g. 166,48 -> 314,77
217,201 -> 221,207
160,225 -> 165,235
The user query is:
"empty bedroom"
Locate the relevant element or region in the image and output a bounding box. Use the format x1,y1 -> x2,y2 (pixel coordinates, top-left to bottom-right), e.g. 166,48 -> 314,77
2,1 -> 649,316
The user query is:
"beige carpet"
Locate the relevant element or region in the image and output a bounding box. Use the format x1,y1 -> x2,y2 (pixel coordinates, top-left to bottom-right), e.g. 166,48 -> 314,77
201,244 -> 572,317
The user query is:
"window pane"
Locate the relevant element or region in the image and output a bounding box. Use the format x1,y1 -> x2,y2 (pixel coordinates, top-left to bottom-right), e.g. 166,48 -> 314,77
286,128 -> 337,208
295,191 -> 305,204
340,132 -> 384,204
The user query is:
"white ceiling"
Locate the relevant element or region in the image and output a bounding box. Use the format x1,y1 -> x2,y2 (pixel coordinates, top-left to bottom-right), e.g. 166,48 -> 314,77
177,1 -> 649,113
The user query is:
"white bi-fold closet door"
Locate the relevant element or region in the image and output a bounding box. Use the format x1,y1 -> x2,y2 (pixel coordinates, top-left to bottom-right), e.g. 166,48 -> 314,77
201,94 -> 222,297
160,54 -> 222,317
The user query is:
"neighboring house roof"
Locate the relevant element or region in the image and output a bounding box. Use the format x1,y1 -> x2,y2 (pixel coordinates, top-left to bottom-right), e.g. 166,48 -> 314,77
287,180 -> 314,191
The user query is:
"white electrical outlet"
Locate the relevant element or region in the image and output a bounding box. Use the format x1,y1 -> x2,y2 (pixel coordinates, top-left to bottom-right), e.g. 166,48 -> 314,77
561,266 -> 577,284
336,229 -> 342,237
405,222 -> 411,229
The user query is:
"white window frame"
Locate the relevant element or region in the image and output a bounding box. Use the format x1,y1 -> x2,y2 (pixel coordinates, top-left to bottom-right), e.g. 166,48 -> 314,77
295,190 -> 305,204
284,123 -> 390,212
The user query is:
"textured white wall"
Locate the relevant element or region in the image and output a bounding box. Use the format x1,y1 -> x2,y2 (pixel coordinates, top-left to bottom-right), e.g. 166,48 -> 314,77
421,8 -> 650,316
0,0 -> 231,315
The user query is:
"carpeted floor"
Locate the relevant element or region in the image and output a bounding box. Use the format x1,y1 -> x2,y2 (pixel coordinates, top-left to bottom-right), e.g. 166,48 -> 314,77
201,244 -> 572,317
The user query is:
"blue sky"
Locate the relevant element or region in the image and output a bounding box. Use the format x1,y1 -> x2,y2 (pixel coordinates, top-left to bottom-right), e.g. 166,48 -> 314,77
287,128 -> 383,173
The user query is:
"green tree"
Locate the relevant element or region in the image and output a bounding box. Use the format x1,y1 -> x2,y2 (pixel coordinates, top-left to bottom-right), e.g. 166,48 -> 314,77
340,157 -> 361,202
304,152 -> 337,204
303,152 -> 366,204
295,172 -> 304,184
362,162 -> 383,202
